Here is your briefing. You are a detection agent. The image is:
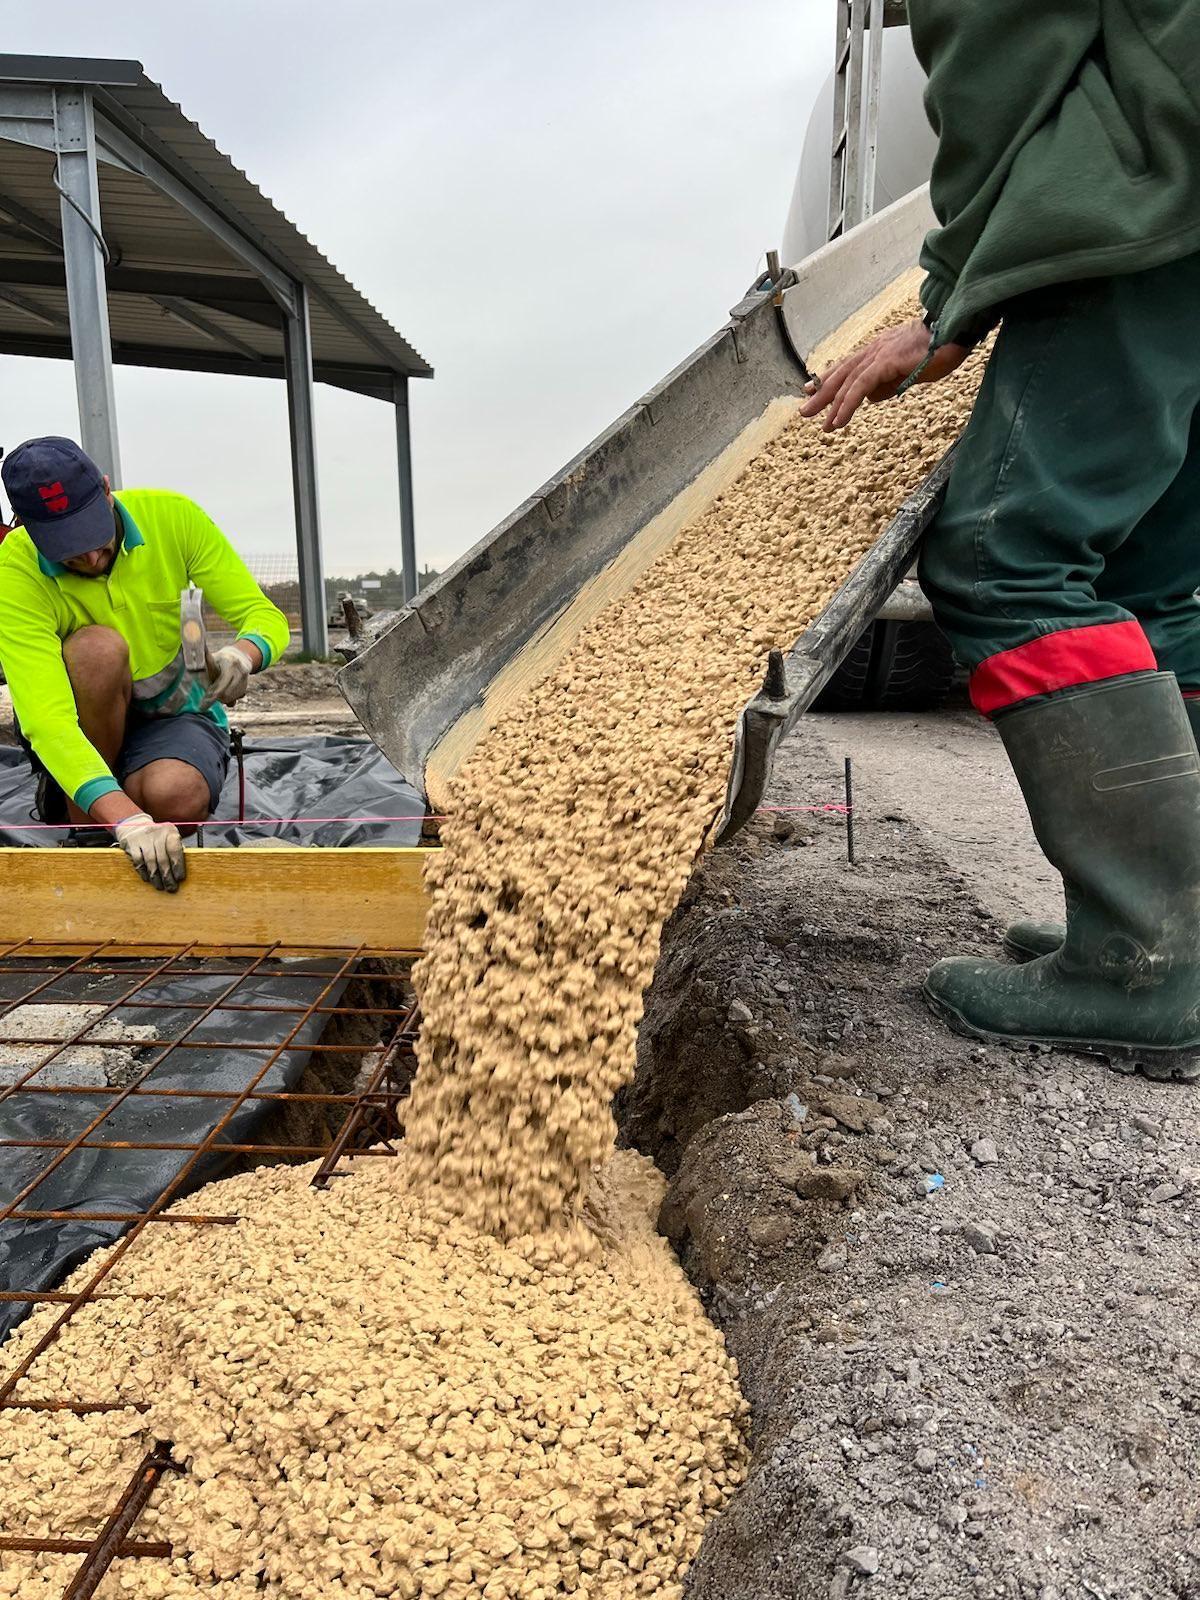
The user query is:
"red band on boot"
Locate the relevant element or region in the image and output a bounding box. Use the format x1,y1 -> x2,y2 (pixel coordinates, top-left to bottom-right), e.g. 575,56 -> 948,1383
970,620 -> 1156,716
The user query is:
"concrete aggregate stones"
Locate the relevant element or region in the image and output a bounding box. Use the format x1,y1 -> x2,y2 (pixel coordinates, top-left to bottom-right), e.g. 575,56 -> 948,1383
403,319 -> 983,1249
1,1155 -> 746,1599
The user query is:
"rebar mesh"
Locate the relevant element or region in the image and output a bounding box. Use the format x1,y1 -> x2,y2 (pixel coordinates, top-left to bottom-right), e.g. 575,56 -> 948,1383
0,939 -> 419,1596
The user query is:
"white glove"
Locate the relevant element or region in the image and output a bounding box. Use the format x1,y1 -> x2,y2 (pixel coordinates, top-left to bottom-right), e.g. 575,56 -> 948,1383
199,645 -> 253,711
113,811 -> 187,893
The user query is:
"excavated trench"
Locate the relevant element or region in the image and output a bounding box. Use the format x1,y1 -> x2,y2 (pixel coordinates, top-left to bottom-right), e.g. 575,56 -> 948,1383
623,730 -> 1200,1600
232,960 -> 417,1169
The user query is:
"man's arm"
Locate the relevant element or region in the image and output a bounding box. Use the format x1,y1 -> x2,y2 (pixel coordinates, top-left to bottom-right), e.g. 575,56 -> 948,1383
800,319 -> 971,432
0,581 -> 123,814
803,0 -> 1098,431
180,500 -> 290,671
907,0 -> 1099,332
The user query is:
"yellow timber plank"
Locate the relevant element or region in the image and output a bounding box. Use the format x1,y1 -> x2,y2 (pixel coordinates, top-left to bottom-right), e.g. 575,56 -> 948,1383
0,846 -> 433,957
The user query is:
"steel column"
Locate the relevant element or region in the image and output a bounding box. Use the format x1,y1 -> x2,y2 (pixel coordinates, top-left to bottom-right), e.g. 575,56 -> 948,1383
53,89 -> 121,484
861,0 -> 885,224
283,285 -> 327,655
841,0 -> 868,231
392,374 -> 418,604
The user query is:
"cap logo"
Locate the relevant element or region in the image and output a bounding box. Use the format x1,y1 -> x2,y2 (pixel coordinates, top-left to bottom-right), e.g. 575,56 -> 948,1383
38,482 -> 70,514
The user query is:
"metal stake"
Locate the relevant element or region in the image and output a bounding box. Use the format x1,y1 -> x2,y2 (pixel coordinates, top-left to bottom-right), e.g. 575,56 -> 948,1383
844,755 -> 856,864
62,1441 -> 179,1599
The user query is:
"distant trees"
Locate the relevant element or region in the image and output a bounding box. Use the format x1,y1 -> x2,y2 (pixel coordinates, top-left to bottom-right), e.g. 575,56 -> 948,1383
323,566 -> 440,607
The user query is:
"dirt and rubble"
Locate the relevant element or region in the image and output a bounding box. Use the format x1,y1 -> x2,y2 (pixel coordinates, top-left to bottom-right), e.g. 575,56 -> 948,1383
235,660 -> 356,736
0,1004 -> 157,1088
625,719 -> 1200,1600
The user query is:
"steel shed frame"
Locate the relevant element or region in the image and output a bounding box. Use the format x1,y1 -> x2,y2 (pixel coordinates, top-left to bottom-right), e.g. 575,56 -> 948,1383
0,54 -> 433,652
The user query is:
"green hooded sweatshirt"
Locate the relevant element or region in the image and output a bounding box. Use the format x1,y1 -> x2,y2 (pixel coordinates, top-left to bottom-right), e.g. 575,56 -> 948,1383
907,0 -> 1200,347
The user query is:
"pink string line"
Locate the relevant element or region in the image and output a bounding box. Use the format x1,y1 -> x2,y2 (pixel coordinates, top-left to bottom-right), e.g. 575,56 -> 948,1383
8,813 -> 441,832
4,801 -> 851,833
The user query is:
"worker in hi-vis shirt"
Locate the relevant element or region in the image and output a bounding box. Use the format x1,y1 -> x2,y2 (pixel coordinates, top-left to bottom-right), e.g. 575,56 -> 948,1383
801,1 -> 1200,1080
0,437 -> 289,893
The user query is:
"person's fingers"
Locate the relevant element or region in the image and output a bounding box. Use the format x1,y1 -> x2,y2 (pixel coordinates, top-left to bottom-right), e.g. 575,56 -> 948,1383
832,354 -> 903,429
799,373 -> 839,417
809,349 -> 875,426
148,844 -> 168,892
166,830 -> 187,888
823,355 -> 887,431
799,349 -> 868,416
197,677 -> 222,714
159,835 -> 178,892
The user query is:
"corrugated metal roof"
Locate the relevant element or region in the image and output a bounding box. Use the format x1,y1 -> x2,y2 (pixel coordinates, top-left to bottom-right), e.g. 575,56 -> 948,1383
0,54 -> 432,395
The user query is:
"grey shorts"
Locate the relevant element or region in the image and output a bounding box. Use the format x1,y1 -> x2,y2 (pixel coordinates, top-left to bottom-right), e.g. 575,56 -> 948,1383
116,713 -> 231,811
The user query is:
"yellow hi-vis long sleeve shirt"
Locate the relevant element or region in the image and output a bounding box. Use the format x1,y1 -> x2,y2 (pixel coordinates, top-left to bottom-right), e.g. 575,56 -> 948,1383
0,488 -> 290,810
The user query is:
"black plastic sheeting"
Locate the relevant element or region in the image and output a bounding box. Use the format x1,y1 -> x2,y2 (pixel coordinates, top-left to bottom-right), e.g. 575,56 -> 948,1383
0,735 -> 424,1341
0,734 -> 426,848
0,962 -> 352,1341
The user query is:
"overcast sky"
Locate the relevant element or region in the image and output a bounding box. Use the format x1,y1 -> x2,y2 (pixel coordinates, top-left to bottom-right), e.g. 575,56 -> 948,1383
0,0 -> 827,577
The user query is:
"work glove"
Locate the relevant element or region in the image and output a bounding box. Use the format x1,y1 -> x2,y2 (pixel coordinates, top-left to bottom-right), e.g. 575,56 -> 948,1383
199,645 -> 253,711
113,811 -> 187,893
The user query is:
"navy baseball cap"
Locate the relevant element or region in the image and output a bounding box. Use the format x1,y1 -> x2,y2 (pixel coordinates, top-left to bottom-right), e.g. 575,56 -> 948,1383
0,437 -> 116,562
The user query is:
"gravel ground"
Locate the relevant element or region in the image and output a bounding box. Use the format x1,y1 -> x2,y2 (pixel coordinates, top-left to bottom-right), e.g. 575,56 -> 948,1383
619,711 -> 1200,1600
219,659 -> 356,735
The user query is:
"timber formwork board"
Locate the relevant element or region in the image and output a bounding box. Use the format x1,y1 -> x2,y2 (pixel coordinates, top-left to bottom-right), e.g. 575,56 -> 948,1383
0,845 -> 434,955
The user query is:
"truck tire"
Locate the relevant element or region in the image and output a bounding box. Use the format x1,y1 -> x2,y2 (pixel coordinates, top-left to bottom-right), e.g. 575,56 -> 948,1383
814,620 -> 955,712
811,629 -> 875,712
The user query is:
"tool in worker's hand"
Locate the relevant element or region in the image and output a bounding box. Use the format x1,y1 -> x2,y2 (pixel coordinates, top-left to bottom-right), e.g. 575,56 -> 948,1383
200,645 -> 252,711
230,726 -> 247,823
182,585 -> 252,711
180,585 -> 212,684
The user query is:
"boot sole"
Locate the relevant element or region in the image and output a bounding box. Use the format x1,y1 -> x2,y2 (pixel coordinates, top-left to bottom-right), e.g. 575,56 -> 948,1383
923,985 -> 1200,1083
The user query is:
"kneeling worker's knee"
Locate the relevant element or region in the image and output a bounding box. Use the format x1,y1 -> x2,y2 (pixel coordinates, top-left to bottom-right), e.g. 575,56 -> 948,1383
62,625 -> 129,685
130,760 -> 211,825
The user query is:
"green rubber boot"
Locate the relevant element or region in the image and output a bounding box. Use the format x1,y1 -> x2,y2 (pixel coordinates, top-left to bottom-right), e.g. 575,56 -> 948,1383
925,673 -> 1200,1080
1001,692 -> 1200,963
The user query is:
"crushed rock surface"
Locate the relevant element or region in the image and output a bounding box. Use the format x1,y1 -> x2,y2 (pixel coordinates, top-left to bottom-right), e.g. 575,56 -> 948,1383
0,1003 -> 157,1087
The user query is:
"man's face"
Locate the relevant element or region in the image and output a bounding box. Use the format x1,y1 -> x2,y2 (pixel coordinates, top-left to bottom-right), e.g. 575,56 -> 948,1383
61,479 -> 120,577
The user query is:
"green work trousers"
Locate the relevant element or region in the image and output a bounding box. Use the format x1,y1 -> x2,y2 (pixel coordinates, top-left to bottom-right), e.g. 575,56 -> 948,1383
919,251 -> 1200,717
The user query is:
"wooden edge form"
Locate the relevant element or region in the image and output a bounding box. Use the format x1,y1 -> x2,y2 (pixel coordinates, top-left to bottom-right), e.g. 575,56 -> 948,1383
0,846 -> 434,956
